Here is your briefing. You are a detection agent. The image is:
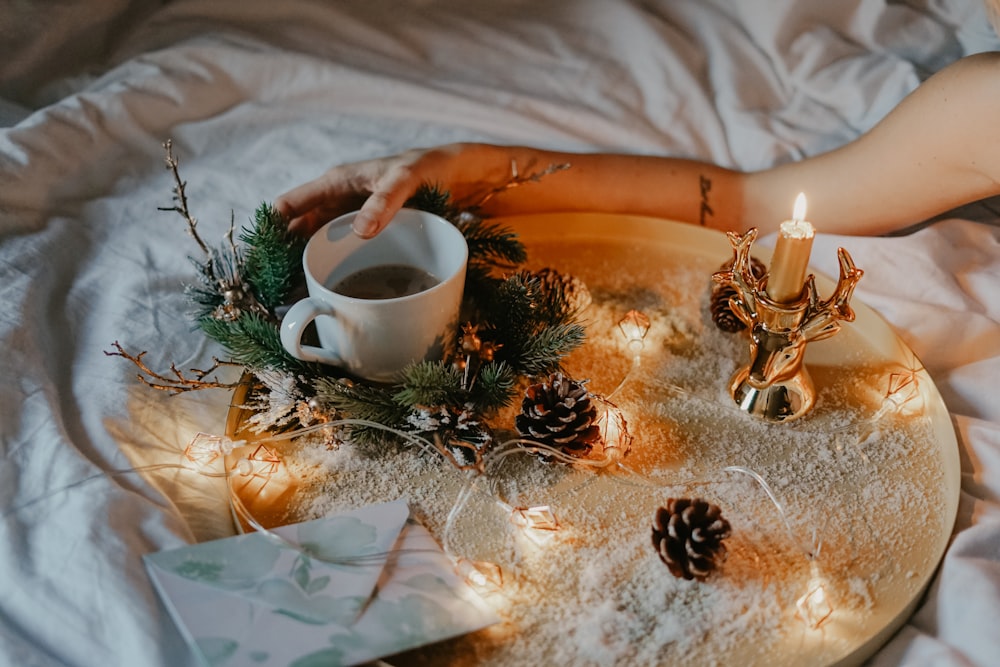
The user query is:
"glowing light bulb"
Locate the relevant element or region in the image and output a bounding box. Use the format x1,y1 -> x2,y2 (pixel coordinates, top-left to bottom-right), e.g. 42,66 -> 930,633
796,580 -> 833,629
455,558 -> 503,594
183,432 -> 241,468
884,369 -> 921,411
235,458 -> 253,476
509,505 -> 560,546
249,444 -> 282,476
597,406 -> 632,458
227,441 -> 297,524
617,310 -> 651,354
512,505 -> 560,532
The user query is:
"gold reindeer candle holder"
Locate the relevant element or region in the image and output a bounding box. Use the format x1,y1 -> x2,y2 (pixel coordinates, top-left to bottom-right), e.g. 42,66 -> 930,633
715,229 -> 863,422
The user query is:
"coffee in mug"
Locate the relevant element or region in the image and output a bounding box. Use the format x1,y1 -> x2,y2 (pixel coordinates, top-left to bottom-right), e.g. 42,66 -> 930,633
332,264 -> 440,300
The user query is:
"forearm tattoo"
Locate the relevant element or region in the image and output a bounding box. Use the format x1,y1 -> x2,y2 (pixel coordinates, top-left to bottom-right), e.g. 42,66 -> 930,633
698,174 -> 713,226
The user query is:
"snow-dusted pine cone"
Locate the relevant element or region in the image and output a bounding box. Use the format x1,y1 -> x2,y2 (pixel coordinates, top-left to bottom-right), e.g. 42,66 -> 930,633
521,267 -> 592,314
651,498 -> 732,581
515,372 -> 601,460
710,256 -> 767,332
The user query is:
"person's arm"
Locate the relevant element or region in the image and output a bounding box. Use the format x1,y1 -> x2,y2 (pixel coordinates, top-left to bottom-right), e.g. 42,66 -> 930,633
277,53 -> 1000,238
276,143 -> 746,238
744,51 -> 1000,235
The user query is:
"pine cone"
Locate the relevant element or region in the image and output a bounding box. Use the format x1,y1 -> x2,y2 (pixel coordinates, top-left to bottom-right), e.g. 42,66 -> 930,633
515,372 -> 601,460
530,267 -> 592,313
651,498 -> 732,581
710,256 -> 767,333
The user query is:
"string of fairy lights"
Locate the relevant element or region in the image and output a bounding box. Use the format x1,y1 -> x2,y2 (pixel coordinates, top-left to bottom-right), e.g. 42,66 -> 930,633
0,300 -> 928,638
171,307 -> 928,633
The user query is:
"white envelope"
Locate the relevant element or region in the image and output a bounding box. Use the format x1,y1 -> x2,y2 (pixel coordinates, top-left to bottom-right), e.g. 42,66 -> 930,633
145,499 -> 498,666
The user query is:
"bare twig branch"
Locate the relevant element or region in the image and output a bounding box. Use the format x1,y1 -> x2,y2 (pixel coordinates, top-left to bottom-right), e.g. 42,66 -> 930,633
226,210 -> 239,259
470,160 -> 572,209
158,139 -> 211,258
105,341 -> 242,394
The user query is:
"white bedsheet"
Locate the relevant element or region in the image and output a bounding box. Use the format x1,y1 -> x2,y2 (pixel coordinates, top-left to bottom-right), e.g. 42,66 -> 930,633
2,1 -> 999,665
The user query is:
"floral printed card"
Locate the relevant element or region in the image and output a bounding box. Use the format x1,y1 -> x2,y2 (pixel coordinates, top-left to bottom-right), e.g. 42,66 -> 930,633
145,500 -> 498,666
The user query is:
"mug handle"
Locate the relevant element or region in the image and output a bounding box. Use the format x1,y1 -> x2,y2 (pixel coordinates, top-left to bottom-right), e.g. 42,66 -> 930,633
280,298 -> 344,365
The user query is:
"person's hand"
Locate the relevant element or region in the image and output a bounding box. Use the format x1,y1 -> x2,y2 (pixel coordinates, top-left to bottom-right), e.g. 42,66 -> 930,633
276,143 -> 477,239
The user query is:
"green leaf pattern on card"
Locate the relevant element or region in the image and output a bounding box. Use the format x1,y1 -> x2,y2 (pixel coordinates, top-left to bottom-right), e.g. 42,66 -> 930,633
259,578 -> 365,625
154,519 -> 383,607
289,646 -> 345,667
154,535 -> 282,590
297,516 -> 380,566
195,637 -> 238,666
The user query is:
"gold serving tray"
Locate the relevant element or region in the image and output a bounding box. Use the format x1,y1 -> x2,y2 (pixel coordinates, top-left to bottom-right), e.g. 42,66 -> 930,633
226,213 -> 959,667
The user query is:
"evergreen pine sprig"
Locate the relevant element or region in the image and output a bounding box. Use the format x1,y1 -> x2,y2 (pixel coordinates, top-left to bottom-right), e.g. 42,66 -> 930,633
198,312 -> 311,374
457,215 -> 527,267
406,184 -> 456,220
470,361 -> 517,412
394,361 -> 466,408
517,322 -> 587,376
314,377 -> 405,422
241,203 -> 305,310
478,272 -> 586,377
460,264 -> 498,314
312,377 -> 411,445
517,268 -> 581,324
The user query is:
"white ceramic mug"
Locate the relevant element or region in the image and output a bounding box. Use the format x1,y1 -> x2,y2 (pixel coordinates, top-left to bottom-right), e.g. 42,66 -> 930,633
281,208 -> 467,382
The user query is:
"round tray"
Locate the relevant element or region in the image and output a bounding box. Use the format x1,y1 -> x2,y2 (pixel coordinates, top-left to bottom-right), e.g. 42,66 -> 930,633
227,212 -> 959,667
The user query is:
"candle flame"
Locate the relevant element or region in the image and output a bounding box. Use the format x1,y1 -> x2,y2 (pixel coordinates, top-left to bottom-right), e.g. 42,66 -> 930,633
792,192 -> 807,222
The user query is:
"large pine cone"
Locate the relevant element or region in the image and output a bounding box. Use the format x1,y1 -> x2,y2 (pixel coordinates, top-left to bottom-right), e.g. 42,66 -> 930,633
710,256 -> 767,333
515,372 -> 601,459
651,498 -> 732,581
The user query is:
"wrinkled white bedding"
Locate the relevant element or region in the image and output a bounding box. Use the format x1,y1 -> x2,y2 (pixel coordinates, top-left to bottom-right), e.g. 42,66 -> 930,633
2,1 -> 999,665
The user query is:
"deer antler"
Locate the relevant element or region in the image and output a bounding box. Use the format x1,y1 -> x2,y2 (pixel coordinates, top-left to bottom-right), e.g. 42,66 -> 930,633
824,247 -> 863,320
800,247 -> 863,342
715,229 -> 762,325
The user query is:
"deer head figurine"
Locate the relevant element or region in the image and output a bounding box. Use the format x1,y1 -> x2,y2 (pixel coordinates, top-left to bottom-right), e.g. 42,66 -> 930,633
714,229 -> 863,422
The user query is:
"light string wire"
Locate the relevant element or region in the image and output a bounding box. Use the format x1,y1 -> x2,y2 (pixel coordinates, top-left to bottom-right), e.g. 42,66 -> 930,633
2,462 -> 230,517
612,461 -> 823,560
3,322 -> 915,578
603,348 -> 642,401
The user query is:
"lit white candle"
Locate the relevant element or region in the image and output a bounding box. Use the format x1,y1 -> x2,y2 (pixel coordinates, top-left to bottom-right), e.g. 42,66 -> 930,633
766,193 -> 815,303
